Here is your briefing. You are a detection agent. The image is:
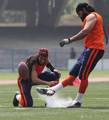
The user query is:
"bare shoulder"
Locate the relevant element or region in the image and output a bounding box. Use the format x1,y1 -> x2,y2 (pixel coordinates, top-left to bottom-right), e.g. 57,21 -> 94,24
86,13 -> 97,21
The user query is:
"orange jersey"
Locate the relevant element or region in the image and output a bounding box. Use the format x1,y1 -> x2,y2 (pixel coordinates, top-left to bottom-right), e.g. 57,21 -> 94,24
83,12 -> 105,50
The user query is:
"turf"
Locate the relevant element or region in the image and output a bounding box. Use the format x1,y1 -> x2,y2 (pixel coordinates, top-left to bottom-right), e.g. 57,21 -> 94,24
0,82 -> 109,120
0,72 -> 18,80
0,70 -> 109,120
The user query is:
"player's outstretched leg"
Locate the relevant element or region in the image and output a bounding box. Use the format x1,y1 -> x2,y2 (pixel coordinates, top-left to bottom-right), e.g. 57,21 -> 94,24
36,75 -> 76,96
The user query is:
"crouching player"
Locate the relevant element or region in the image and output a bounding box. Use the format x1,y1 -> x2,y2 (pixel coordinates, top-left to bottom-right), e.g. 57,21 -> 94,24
13,48 -> 60,107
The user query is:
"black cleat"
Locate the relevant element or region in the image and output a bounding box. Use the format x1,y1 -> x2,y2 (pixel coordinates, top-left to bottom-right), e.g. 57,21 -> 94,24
36,88 -> 55,96
67,101 -> 81,108
13,92 -> 19,107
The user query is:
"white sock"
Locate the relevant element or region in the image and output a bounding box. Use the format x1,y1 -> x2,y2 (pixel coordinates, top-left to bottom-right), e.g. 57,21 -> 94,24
49,82 -> 63,92
74,93 -> 84,103
16,94 -> 21,101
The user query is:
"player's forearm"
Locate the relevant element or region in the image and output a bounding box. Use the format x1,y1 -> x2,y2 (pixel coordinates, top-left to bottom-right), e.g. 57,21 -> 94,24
69,29 -> 88,42
47,62 -> 55,72
59,29 -> 89,47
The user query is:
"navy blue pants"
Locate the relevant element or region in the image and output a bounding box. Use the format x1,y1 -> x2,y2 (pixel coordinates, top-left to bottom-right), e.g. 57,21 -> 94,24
18,71 -> 59,107
69,48 -> 104,93
70,48 -> 104,80
38,71 -> 60,81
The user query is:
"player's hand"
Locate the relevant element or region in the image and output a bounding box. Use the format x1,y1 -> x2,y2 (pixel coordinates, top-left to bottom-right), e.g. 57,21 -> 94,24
48,81 -> 59,87
59,38 -> 70,47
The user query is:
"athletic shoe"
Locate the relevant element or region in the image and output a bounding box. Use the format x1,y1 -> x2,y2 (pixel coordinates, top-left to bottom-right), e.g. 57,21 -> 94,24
36,88 -> 55,96
13,92 -> 19,107
67,101 -> 81,108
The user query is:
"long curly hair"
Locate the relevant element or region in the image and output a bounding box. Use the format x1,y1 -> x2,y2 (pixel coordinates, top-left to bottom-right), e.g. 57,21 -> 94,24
76,3 -> 95,14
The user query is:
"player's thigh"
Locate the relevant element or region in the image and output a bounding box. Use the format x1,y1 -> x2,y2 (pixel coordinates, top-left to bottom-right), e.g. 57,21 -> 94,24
69,48 -> 90,77
18,62 -> 29,80
38,71 -> 59,81
79,49 -> 104,80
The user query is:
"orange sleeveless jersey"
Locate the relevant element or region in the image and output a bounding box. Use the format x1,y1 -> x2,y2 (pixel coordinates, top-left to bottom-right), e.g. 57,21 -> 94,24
83,12 -> 105,50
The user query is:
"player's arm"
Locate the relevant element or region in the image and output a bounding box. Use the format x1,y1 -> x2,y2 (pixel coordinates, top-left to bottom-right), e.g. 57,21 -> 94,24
31,65 -> 57,86
46,61 -> 55,72
31,65 -> 51,85
70,13 -> 97,40
60,13 -> 97,47
47,61 -> 61,77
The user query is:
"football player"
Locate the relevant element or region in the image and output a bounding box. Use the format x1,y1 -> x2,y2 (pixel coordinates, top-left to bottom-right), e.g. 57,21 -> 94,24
36,3 -> 105,108
13,48 -> 60,107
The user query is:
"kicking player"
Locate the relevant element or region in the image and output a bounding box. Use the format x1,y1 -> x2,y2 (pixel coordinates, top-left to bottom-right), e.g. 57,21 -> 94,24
13,48 -> 60,107
36,3 -> 105,107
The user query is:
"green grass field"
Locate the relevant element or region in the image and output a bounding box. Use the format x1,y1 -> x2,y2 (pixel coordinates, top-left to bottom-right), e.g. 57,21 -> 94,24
0,70 -> 109,120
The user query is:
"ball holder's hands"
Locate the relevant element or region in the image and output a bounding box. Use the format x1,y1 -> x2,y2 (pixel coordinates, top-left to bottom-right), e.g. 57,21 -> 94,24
59,38 -> 71,47
48,81 -> 59,87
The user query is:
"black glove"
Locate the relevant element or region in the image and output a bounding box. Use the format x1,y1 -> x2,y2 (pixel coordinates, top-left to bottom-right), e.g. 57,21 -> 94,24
59,38 -> 70,47
53,69 -> 61,79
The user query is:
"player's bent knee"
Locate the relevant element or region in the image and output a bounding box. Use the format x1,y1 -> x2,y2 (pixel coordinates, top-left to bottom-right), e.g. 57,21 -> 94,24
18,62 -> 29,80
52,72 -> 60,81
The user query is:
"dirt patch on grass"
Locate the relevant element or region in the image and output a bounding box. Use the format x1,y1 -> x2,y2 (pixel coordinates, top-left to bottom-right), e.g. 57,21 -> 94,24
0,80 -> 17,85
0,77 -> 109,85
89,77 -> 109,83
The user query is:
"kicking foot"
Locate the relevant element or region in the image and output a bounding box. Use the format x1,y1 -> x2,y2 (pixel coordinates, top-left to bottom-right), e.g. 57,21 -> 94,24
36,88 -> 55,96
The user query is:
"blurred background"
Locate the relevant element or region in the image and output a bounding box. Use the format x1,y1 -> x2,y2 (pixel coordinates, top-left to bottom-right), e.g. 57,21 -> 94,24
0,0 -> 108,71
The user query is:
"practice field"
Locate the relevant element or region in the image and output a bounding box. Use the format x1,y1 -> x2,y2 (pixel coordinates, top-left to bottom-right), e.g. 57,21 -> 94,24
0,70 -> 109,120
0,69 -> 109,81
0,83 -> 109,120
